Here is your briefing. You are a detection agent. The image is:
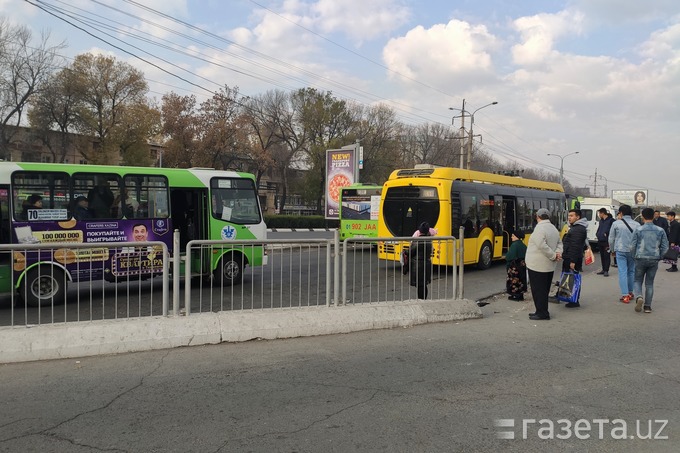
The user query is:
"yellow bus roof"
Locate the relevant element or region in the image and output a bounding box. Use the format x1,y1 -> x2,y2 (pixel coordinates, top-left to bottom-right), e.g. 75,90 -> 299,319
387,167 -> 564,192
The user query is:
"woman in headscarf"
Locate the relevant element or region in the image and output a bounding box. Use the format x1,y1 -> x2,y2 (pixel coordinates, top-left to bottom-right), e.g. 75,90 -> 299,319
410,222 -> 433,299
506,231 -> 528,300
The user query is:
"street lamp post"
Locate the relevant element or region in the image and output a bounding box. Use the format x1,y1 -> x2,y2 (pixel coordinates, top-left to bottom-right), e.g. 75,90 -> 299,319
450,101 -> 498,170
546,151 -> 579,187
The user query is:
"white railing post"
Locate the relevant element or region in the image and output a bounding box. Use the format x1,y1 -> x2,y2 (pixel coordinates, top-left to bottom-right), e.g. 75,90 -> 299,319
184,240 -> 193,315
458,227 -> 465,299
172,230 -> 180,316
332,229 -> 339,306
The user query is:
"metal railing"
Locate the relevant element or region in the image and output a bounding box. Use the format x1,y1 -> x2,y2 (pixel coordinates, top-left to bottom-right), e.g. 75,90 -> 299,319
0,241 -> 169,327
1,230 -> 464,327
341,235 -> 462,305
183,238 -> 333,315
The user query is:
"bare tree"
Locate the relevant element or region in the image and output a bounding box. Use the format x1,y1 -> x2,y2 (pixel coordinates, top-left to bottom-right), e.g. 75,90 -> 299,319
399,122 -> 459,167
0,19 -> 65,159
270,90 -> 308,213
353,103 -> 404,184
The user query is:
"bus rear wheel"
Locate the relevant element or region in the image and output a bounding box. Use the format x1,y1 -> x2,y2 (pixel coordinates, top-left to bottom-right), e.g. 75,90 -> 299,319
20,266 -> 67,307
213,252 -> 245,286
477,241 -> 493,270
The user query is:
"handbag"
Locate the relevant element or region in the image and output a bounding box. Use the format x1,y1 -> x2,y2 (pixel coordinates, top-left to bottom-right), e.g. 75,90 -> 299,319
663,248 -> 679,262
556,271 -> 582,304
400,248 -> 409,275
584,247 -> 595,266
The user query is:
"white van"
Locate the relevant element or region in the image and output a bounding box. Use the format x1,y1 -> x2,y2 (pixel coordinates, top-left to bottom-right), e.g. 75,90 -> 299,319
577,197 -> 620,246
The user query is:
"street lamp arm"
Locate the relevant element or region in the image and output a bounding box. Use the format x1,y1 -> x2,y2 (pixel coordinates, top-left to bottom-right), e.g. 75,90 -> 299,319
546,151 -> 579,187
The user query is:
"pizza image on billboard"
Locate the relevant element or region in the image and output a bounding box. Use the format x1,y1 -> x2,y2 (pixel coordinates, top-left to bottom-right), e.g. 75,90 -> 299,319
328,173 -> 351,203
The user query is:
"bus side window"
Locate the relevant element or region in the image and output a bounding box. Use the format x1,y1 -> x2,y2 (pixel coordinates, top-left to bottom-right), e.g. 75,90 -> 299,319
73,173 -> 121,219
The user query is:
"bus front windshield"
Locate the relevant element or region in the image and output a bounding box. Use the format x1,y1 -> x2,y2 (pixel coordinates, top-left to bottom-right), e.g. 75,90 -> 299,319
382,186 -> 440,237
211,178 -> 261,224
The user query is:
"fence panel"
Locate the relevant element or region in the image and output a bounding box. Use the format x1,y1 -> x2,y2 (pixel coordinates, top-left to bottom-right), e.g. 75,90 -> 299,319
183,239 -> 332,314
0,241 -> 169,327
341,236 -> 460,305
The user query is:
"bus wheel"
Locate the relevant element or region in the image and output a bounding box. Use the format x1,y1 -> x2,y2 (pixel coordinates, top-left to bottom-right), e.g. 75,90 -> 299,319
213,253 -> 245,286
477,241 -> 493,270
20,267 -> 67,307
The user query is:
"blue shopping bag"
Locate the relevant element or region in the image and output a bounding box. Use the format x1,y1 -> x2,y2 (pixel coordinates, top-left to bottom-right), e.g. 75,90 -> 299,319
556,271 -> 581,303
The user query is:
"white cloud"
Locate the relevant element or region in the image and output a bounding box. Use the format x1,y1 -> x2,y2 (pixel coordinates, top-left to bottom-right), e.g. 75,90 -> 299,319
382,19 -> 499,82
638,22 -> 680,60
511,10 -> 585,66
311,0 -> 410,44
570,0 -> 680,24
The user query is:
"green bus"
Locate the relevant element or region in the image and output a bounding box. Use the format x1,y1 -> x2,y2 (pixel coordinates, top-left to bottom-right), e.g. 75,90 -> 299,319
339,184 -> 382,242
0,162 -> 267,305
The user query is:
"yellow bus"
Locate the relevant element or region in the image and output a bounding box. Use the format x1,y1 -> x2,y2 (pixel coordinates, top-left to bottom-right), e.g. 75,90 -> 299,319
377,166 -> 566,269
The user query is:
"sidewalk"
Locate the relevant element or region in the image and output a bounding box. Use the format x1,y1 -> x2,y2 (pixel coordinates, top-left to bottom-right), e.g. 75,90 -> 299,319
480,258 -> 679,320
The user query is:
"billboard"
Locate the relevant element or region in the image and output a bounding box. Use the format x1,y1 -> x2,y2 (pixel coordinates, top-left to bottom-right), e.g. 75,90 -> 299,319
612,189 -> 648,207
325,148 -> 357,219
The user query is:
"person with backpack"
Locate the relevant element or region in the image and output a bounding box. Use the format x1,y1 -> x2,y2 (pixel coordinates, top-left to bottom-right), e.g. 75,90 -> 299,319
608,204 -> 639,303
409,222 -> 433,299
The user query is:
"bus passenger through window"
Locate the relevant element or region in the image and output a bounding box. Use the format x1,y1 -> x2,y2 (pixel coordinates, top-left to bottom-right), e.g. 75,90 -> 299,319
72,173 -> 121,219
11,171 -> 70,221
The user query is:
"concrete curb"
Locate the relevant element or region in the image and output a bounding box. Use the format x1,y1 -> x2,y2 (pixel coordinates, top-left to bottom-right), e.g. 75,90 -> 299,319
0,299 -> 481,363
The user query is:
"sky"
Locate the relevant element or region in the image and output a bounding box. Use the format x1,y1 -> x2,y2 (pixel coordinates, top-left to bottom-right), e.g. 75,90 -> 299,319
6,0 -> 680,205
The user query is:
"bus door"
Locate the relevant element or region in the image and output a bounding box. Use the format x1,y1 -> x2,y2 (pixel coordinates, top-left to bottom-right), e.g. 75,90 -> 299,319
0,185 -> 11,293
492,195 -> 504,258
171,188 -> 210,275
500,196 -> 516,254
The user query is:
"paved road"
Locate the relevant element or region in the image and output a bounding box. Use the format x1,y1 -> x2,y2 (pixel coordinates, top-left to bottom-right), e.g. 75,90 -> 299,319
2,257 -> 679,452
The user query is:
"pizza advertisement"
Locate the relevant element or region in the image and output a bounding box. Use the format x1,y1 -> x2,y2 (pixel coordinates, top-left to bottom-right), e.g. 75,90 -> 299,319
325,148 -> 356,219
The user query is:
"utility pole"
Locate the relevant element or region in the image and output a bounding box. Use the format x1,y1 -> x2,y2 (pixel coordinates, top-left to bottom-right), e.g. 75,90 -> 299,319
592,168 -> 598,197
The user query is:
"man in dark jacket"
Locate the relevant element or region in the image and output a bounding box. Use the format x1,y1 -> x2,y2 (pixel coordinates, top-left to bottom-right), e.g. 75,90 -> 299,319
666,212 -> 680,272
653,210 -> 669,237
562,209 -> 588,307
595,208 -> 614,276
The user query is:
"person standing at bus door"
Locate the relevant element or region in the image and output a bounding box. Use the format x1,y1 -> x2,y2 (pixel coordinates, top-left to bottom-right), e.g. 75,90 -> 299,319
561,209 -> 588,308
73,196 -> 93,220
595,208 -> 614,277
608,204 -> 639,303
664,211 -> 680,272
525,208 -> 562,321
410,222 -> 433,300
88,176 -> 114,218
506,231 -> 527,301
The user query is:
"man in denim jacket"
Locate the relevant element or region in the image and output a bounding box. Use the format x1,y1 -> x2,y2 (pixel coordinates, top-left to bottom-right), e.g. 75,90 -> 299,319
630,207 -> 669,313
608,204 -> 639,303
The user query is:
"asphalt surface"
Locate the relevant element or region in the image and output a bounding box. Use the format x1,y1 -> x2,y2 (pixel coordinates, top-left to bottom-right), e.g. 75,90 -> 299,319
1,257 -> 679,452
